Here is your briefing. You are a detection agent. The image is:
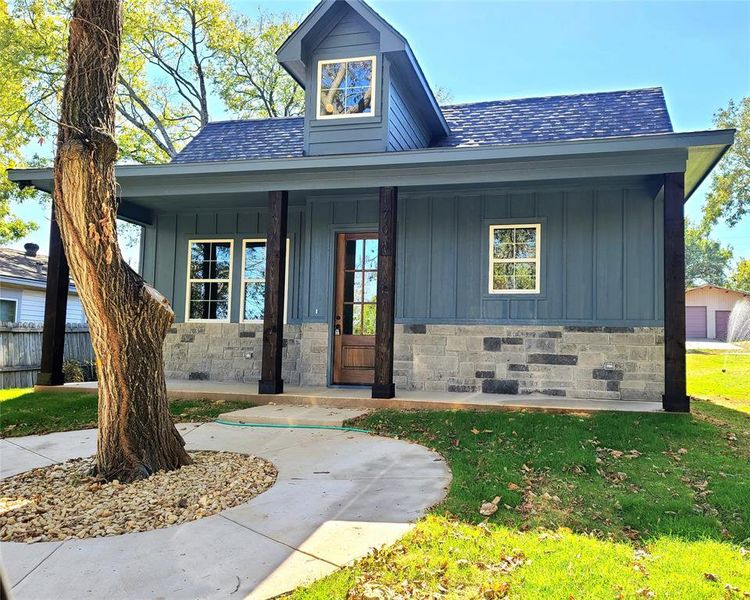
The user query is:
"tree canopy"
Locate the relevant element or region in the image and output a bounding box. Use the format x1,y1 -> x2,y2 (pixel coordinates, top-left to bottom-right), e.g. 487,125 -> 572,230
0,0 -> 303,242
702,97 -> 749,229
733,259 -> 750,293
685,217 -> 734,288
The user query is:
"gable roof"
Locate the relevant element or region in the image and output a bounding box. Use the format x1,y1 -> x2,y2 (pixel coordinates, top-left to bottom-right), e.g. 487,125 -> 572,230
276,0 -> 449,138
0,247 -> 77,293
686,284 -> 750,297
171,87 -> 673,164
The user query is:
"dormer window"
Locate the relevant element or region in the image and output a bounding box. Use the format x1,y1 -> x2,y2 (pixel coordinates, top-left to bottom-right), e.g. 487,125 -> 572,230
317,56 -> 376,119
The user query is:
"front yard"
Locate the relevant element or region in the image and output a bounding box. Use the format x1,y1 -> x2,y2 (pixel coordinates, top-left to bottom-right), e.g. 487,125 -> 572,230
2,350 -> 749,598
292,401 -> 749,598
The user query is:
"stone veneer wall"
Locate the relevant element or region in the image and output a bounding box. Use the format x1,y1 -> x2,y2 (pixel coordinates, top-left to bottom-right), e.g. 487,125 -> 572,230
164,322 -> 663,402
163,322 -> 328,387
393,325 -> 664,401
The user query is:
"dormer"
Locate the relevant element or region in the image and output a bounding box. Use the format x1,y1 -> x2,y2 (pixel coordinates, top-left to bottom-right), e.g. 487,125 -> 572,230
277,0 -> 449,156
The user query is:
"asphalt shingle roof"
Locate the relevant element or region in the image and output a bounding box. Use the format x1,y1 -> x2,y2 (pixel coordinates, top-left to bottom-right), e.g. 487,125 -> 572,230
0,247 -> 49,283
171,87 -> 672,163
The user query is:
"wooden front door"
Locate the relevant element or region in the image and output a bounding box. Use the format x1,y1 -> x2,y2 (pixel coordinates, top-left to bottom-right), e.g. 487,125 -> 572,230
333,232 -> 378,385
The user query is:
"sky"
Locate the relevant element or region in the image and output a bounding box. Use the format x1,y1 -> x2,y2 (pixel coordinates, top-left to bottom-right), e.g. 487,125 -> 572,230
9,0 -> 750,268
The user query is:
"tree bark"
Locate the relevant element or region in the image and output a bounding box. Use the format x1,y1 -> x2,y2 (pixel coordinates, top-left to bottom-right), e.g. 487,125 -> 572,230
54,0 -> 190,482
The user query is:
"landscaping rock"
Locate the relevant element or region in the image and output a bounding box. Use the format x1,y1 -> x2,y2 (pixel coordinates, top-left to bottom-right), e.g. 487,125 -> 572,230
0,451 -> 277,543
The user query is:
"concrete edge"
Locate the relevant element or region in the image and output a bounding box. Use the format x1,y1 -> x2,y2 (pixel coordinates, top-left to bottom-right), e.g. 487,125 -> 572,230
34,384 -> 665,414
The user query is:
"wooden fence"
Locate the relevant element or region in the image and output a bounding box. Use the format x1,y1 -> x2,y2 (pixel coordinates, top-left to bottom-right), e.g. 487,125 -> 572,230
0,322 -> 94,389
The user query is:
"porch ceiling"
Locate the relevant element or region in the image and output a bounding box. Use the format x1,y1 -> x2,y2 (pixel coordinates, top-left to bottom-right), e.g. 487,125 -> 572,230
8,129 -> 733,221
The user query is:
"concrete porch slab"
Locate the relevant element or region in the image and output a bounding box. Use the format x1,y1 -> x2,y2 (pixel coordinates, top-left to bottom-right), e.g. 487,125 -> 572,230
217,404 -> 370,427
43,380 -> 665,413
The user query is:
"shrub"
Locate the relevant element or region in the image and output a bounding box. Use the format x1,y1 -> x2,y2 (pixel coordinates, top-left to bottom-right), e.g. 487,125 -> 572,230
62,360 -> 84,383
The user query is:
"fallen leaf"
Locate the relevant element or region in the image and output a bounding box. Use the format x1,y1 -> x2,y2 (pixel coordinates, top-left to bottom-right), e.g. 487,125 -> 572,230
480,496 -> 501,516
704,573 -> 719,582
507,482 -> 520,491
471,427 -> 480,435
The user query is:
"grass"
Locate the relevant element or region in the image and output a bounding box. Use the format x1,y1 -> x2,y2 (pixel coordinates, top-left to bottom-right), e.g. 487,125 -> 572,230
290,402 -> 750,599
0,388 -> 255,437
687,351 -> 750,412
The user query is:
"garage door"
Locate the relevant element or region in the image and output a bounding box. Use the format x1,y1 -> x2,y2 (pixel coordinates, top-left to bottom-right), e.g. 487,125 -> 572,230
715,310 -> 731,341
686,306 -> 707,338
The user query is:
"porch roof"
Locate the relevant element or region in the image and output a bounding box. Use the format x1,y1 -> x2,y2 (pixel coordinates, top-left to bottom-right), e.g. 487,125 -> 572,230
8,128 -> 733,225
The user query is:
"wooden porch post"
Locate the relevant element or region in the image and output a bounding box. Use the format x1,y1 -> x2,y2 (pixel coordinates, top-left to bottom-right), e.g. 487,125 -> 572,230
259,190 -> 288,394
373,186 -> 397,399
37,206 -> 70,386
663,172 -> 689,412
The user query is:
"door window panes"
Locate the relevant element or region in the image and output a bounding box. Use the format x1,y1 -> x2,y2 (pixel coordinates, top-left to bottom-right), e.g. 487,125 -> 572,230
341,238 -> 378,335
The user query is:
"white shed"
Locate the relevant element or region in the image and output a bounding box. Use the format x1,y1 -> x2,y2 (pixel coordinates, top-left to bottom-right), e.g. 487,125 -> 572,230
685,285 -> 748,340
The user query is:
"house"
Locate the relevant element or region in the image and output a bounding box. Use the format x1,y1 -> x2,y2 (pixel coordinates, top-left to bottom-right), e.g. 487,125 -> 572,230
686,285 -> 749,341
0,244 -> 85,324
8,0 -> 734,410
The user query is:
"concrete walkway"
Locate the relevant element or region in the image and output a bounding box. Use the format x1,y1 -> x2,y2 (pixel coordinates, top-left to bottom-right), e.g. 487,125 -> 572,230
686,339 -> 743,351
1,423 -> 450,599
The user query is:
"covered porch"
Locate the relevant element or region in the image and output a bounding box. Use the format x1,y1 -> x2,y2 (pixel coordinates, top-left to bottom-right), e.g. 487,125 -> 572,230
9,129 -> 735,413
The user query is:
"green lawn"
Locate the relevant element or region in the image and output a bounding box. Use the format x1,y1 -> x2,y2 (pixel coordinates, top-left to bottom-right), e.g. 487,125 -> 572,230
290,402 -> 750,599
687,351 -> 750,413
0,388 -> 256,437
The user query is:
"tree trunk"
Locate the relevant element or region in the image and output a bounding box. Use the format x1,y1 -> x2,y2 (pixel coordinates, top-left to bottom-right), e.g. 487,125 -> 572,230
54,0 -> 190,482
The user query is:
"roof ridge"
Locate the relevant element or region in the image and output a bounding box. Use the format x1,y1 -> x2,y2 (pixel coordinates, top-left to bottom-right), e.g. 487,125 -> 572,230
206,115 -> 304,126
439,87 -> 665,109
0,247 -> 48,259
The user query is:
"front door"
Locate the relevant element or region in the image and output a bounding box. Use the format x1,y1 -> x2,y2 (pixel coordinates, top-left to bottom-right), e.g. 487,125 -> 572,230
333,232 -> 378,385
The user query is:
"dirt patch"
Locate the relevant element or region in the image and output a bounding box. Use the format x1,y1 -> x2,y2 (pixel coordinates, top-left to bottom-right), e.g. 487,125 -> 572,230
0,451 -> 276,543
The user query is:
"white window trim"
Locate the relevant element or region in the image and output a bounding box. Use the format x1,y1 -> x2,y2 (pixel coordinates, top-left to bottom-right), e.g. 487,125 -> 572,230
0,297 -> 18,322
185,239 -> 234,322
488,224 -> 542,295
240,238 -> 290,324
316,55 -> 377,120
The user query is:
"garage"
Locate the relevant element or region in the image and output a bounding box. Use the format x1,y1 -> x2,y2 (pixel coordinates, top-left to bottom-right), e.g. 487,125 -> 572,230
685,306 -> 707,338
715,310 -> 731,341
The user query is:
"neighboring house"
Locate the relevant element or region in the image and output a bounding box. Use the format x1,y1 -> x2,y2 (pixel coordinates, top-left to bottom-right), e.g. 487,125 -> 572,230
8,0 -> 734,411
686,285 -> 749,341
0,244 -> 85,324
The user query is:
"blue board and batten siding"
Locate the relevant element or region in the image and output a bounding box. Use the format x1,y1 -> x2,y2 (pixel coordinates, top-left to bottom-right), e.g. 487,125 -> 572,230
304,10 -> 387,156
304,183 -> 663,325
387,74 -> 432,151
141,207 -> 305,323
140,181 -> 663,328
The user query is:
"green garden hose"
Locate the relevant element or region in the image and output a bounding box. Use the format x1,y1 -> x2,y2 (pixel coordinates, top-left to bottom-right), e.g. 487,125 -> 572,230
213,418 -> 370,433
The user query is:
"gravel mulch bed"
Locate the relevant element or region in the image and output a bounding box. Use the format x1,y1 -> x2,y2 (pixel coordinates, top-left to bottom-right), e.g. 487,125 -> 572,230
0,451 -> 276,543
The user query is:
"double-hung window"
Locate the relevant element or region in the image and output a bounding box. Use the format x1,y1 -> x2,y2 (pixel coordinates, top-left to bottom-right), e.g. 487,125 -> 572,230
0,298 -> 17,322
489,224 -> 541,294
186,240 -> 232,321
241,239 -> 289,322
